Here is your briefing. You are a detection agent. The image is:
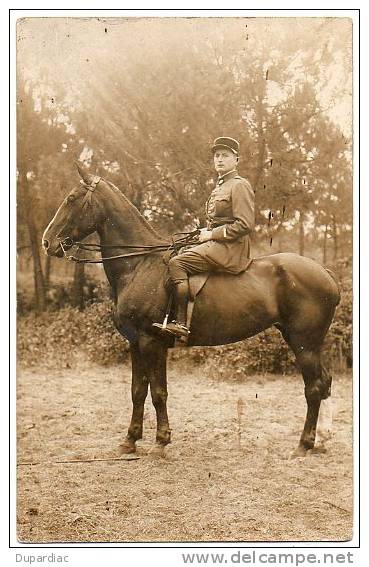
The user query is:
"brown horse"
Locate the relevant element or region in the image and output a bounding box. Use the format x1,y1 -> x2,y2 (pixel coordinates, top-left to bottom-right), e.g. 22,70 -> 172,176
42,165 -> 340,458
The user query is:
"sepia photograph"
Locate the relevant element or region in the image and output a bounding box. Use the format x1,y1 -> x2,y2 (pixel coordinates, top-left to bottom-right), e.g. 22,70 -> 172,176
15,13 -> 354,544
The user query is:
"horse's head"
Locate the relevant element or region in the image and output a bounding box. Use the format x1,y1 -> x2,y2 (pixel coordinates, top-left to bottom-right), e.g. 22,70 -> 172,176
42,163 -> 104,257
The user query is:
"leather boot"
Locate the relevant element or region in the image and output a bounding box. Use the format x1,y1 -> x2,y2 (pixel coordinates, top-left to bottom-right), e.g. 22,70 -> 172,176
174,280 -> 189,328
153,280 -> 190,339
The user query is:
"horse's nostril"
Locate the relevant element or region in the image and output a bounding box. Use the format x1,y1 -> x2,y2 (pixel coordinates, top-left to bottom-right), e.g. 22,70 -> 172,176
43,239 -> 49,249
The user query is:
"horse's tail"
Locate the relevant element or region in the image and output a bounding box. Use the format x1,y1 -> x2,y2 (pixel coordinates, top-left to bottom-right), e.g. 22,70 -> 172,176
323,266 -> 341,306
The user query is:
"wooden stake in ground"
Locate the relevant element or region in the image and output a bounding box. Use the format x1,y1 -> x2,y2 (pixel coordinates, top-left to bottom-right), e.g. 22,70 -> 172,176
236,398 -> 244,451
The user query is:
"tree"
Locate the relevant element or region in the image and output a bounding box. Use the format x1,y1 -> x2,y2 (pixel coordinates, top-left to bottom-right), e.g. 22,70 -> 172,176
17,16 -> 352,291
17,77 -> 74,309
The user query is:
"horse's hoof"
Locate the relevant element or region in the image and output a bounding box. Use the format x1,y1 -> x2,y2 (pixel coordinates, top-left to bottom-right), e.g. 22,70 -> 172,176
311,444 -> 328,454
290,446 -> 308,459
315,431 -> 333,446
148,443 -> 167,458
118,440 -> 136,455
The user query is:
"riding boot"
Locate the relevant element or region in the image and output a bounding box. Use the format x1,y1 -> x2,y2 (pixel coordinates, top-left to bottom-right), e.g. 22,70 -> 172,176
153,280 -> 190,339
174,280 -> 189,329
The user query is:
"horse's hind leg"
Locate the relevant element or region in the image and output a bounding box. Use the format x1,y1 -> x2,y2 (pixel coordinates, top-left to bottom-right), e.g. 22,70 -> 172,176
315,391 -> 333,449
281,329 -> 332,457
294,350 -> 332,457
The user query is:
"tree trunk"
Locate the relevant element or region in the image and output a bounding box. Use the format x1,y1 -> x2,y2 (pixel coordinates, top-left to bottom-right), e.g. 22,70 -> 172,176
72,263 -> 85,310
299,210 -> 305,256
44,255 -> 51,290
252,89 -> 267,192
323,223 -> 328,264
332,214 -> 338,260
18,172 -> 46,312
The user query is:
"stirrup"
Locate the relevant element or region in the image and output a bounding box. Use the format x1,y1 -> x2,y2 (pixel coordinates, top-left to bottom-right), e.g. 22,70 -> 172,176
152,320 -> 190,338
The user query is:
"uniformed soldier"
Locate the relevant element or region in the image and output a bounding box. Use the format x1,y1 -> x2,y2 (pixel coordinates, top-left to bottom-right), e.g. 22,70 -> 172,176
156,136 -> 255,339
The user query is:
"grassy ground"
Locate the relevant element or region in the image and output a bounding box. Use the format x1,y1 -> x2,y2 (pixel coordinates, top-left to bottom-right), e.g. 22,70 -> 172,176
17,362 -> 353,543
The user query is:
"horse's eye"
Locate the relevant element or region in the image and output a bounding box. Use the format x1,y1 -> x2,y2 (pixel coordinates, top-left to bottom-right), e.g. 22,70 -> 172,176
67,195 -> 75,203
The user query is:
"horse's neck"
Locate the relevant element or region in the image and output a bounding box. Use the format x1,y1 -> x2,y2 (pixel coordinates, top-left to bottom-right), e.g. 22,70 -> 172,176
96,181 -> 167,294
97,181 -> 166,248
103,253 -> 164,301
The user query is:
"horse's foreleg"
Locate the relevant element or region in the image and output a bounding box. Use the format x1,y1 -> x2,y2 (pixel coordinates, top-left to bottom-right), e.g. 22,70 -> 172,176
140,337 -> 171,457
119,343 -> 149,455
291,349 -> 332,458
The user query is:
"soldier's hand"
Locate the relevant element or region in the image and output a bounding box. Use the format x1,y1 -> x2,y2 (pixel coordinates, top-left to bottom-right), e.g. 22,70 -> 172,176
198,229 -> 213,243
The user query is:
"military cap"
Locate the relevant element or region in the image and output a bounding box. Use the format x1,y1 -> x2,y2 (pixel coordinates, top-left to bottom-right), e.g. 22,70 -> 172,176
212,137 -> 240,155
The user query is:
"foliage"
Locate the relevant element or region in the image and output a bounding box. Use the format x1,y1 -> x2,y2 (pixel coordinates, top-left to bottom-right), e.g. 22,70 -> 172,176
322,270 -> 353,369
16,18 -> 353,325
17,273 -> 110,315
17,19 -> 352,252
174,329 -> 296,380
17,301 -> 130,369
18,280 -> 352,375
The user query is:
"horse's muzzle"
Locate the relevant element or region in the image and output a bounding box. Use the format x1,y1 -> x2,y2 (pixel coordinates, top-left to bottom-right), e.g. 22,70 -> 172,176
42,238 -> 64,257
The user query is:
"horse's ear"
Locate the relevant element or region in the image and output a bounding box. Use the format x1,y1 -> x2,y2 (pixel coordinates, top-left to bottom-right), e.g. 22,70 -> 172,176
75,161 -> 94,185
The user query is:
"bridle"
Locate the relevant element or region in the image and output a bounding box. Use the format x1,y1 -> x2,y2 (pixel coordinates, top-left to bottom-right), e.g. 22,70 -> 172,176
58,177 -> 200,264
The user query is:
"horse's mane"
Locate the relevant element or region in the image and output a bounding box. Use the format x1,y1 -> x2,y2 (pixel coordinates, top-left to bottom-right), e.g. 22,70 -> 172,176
103,178 -> 167,243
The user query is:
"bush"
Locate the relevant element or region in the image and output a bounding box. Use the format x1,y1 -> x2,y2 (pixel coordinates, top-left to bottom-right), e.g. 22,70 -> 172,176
17,277 -> 352,376
17,301 -> 130,368
171,334 -> 295,380
322,273 -> 352,369
17,275 -> 111,315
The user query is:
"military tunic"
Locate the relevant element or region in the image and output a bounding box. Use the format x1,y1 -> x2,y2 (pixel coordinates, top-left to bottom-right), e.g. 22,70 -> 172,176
168,170 -> 254,284
190,170 -> 255,274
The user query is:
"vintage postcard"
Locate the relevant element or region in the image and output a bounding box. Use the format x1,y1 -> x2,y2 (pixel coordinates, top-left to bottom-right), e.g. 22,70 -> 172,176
12,9 -> 358,560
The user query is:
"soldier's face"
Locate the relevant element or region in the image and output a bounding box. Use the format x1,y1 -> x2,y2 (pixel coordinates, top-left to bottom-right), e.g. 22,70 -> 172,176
213,149 -> 238,175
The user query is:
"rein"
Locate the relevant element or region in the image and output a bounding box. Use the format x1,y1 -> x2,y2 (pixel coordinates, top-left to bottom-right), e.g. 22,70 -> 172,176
60,241 -> 171,263
59,232 -> 200,264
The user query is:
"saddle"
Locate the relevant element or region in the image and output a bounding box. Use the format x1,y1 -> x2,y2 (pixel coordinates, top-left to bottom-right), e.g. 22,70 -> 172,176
186,273 -> 209,326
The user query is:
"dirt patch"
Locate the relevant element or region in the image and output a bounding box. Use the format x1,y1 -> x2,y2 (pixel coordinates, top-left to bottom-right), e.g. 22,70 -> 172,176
17,363 -> 353,543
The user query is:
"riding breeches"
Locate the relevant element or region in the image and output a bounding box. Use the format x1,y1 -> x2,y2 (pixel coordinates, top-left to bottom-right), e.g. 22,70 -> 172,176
168,250 -> 215,285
